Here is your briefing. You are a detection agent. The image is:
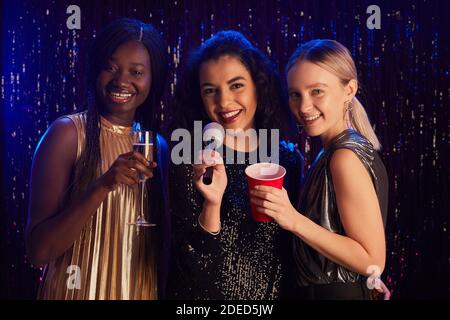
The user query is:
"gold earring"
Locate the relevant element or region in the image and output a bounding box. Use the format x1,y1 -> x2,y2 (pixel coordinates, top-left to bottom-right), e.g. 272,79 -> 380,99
345,100 -> 353,112
345,101 -> 354,129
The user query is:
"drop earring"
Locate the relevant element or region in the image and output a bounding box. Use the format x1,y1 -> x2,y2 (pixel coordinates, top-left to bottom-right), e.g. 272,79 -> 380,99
345,100 -> 354,129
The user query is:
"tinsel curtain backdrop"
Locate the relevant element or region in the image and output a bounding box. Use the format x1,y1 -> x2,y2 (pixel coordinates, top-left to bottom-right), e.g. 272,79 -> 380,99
1,0 -> 448,299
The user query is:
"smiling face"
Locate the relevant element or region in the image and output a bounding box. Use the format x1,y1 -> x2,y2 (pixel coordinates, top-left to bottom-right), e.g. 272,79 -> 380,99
96,40 -> 151,124
287,60 -> 357,145
199,55 -> 257,132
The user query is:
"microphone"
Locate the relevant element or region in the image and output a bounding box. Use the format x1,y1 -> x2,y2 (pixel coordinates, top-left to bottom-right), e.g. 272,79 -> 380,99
202,122 -> 224,185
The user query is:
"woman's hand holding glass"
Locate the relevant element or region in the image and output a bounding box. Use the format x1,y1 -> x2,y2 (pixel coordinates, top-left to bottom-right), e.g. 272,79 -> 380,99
97,150 -> 156,192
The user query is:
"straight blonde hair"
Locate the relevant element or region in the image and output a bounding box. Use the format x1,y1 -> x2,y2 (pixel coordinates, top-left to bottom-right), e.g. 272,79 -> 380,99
286,39 -> 381,150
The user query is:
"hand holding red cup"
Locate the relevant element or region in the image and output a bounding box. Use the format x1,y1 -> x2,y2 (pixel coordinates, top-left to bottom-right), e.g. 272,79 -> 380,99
245,163 -> 286,222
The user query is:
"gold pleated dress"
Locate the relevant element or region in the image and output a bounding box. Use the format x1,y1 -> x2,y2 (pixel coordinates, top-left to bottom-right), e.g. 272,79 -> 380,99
38,111 -> 157,300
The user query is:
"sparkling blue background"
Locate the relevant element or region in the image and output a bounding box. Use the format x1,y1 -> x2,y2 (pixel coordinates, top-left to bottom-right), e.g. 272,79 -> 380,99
1,0 -> 448,298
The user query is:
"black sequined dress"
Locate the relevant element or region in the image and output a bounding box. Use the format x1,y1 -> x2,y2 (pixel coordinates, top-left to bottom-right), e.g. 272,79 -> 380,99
167,142 -> 303,300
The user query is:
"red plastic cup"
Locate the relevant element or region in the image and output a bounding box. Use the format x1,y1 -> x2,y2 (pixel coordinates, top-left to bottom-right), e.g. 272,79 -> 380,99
245,163 -> 286,222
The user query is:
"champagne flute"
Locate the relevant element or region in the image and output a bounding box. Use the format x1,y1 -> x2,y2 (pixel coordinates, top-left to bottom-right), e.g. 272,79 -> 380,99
129,129 -> 156,227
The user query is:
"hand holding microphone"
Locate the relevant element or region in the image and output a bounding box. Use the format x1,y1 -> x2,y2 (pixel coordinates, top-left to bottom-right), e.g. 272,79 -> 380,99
202,122 -> 225,185
192,122 -> 227,206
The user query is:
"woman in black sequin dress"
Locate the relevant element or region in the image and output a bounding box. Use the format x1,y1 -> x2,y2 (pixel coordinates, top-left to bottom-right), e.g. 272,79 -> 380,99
250,40 -> 389,299
167,31 -> 303,300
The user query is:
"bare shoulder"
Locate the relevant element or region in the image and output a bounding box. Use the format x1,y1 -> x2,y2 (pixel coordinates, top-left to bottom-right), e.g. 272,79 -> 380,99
329,148 -> 370,182
330,148 -> 362,168
42,117 -> 77,148
33,116 -> 78,164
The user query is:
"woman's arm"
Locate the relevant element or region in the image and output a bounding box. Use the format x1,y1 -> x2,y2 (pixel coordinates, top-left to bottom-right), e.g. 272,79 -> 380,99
26,117 -> 108,266
167,161 -> 224,298
26,118 -> 152,266
193,150 -> 227,233
250,148 -> 386,277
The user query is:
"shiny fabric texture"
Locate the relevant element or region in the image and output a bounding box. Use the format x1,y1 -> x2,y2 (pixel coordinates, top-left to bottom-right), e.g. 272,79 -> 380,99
38,111 -> 157,300
167,142 -> 303,300
293,129 -> 388,287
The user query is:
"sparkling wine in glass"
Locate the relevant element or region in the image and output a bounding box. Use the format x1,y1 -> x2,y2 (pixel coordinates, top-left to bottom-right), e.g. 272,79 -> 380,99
129,130 -> 156,227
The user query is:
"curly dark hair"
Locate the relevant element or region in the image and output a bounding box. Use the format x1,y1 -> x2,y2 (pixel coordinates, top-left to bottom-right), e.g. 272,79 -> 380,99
171,30 -> 294,139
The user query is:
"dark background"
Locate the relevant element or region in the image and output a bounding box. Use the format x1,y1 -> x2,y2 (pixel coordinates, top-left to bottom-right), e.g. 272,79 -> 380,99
1,0 -> 448,299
